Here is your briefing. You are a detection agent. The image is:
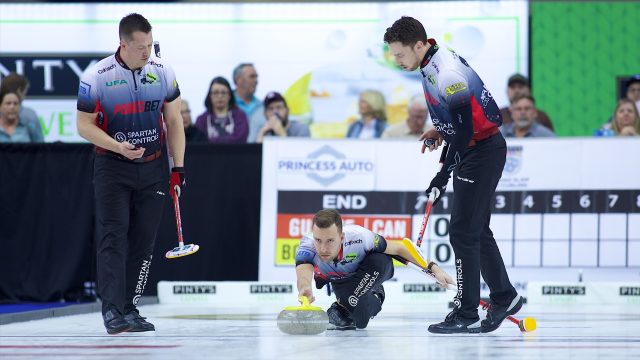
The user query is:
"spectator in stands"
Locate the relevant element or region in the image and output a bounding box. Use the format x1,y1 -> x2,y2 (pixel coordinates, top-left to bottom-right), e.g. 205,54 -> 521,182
500,94 -> 554,138
382,94 -> 432,138
500,74 -> 554,131
625,74 -> 640,114
0,72 -> 43,138
255,91 -> 310,143
195,76 -> 249,144
595,98 -> 640,137
346,89 -> 387,139
233,63 -> 265,143
181,99 -> 207,143
0,91 -> 44,143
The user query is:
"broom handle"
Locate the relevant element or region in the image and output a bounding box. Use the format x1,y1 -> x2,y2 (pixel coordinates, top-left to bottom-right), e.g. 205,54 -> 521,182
172,190 -> 184,247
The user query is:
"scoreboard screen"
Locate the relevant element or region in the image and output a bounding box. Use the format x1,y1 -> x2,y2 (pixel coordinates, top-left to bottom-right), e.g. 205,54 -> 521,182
275,190 -> 640,268
259,138 -> 640,282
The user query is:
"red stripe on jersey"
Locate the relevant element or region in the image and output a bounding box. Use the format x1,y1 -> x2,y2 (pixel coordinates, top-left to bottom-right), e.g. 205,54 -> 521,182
423,89 -> 439,106
470,96 -> 497,140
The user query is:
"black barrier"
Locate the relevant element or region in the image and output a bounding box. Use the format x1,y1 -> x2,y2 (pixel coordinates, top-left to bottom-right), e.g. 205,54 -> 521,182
0,143 -> 261,302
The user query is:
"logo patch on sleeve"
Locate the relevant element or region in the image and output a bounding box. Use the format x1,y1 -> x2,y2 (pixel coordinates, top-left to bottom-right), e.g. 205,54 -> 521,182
445,82 -> 467,96
78,81 -> 91,99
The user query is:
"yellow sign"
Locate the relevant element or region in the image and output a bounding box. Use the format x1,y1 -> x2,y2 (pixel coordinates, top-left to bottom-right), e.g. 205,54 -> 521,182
275,238 -> 301,265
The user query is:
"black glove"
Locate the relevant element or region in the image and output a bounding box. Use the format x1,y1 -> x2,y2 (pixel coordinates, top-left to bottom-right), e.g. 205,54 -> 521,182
169,167 -> 185,198
426,171 -> 449,205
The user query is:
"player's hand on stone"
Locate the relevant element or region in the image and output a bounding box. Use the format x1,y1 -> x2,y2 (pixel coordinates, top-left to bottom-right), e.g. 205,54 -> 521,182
298,287 -> 315,303
419,129 -> 443,153
118,141 -> 145,160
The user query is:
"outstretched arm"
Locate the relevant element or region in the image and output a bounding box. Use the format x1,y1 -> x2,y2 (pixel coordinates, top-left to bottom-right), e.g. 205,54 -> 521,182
384,238 -> 428,268
295,263 -> 315,303
384,239 -> 455,288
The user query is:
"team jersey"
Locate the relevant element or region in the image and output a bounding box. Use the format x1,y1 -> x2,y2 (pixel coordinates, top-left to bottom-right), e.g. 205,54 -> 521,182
295,224 -> 387,282
77,49 -> 180,157
419,39 -> 502,172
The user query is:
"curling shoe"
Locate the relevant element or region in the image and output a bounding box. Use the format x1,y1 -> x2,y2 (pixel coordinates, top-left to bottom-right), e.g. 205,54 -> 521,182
481,295 -> 524,333
428,309 -> 481,334
327,302 -> 356,330
103,309 -> 131,335
124,309 -> 155,332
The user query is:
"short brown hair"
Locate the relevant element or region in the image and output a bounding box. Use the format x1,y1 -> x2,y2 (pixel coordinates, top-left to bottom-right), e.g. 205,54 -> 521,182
511,94 -> 535,105
383,16 -> 428,47
119,13 -> 152,42
312,209 -> 342,233
0,72 -> 29,94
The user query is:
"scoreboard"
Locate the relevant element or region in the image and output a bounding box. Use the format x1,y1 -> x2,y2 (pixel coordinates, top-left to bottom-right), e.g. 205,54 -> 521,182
259,138 -> 640,282
275,190 -> 640,268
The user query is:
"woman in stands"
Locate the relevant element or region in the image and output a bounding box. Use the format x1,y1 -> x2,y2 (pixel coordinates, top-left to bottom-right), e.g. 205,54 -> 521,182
0,91 -> 43,143
195,76 -> 249,143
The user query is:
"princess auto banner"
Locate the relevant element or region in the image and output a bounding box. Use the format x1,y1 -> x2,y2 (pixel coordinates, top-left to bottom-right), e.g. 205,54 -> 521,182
259,138 -> 640,289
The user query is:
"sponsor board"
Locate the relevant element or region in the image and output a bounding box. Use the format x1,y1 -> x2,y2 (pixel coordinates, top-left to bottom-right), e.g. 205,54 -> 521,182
158,281 -> 455,308
250,284 -> 293,294
529,282 -> 640,305
0,54 -> 107,98
173,284 -> 217,294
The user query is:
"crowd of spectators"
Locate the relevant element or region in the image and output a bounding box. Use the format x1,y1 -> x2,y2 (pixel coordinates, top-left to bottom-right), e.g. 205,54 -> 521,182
2,67 -> 639,143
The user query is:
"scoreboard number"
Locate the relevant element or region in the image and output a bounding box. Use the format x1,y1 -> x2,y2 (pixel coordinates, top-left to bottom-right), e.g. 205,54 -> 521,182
523,195 -> 534,209
440,196 -> 449,210
496,195 -> 506,209
579,194 -> 591,209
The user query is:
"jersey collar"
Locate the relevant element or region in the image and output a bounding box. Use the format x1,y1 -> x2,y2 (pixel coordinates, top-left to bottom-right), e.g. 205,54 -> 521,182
419,39 -> 439,69
115,47 -> 145,71
115,48 -> 131,70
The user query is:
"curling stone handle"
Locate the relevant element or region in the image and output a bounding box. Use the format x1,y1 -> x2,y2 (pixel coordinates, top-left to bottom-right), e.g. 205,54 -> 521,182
298,296 -> 310,307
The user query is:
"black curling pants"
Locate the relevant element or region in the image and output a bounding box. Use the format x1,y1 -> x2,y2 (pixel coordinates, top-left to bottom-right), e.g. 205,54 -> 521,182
449,133 -> 517,319
331,252 -> 394,329
94,155 -> 167,315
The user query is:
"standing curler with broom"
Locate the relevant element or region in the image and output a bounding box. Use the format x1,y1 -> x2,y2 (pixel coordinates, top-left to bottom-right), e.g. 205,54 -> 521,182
384,16 -> 523,334
76,13 -> 185,334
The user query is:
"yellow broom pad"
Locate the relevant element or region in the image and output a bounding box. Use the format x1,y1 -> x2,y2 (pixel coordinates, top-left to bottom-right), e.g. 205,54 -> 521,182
401,238 -> 428,269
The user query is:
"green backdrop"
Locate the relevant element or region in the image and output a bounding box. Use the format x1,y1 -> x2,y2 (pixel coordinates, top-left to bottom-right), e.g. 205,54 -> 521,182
531,1 -> 640,136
